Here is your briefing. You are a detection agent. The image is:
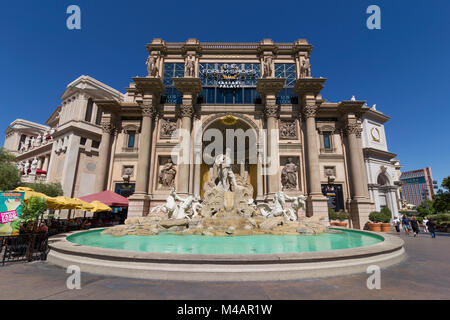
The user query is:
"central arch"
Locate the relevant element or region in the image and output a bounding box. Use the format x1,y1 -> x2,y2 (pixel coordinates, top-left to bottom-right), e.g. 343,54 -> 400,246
199,113 -> 260,199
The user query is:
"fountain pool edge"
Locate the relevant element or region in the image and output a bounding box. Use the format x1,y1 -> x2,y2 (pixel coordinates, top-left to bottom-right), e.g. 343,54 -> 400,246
47,228 -> 405,281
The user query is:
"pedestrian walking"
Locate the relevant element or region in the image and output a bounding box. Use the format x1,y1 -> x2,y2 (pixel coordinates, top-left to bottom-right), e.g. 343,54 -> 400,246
426,218 -> 437,238
402,215 -> 411,235
393,216 -> 401,233
422,217 -> 429,233
410,216 -> 420,237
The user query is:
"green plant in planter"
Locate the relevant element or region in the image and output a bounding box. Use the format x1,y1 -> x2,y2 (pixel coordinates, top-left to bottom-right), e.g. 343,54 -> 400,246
380,207 -> 392,222
369,211 -> 383,223
328,207 -> 337,221
336,211 -> 350,221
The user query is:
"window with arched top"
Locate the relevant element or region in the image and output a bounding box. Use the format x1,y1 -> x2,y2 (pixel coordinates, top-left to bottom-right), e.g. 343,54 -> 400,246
122,125 -> 139,152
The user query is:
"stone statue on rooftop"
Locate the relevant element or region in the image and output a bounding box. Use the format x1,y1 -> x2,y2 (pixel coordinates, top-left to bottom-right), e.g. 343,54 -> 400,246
185,54 -> 196,77
300,58 -> 311,78
263,56 -> 273,78
146,55 -> 158,77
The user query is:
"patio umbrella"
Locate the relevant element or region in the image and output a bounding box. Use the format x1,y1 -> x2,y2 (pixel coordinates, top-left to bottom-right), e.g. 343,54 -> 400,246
89,201 -> 112,212
13,187 -> 49,201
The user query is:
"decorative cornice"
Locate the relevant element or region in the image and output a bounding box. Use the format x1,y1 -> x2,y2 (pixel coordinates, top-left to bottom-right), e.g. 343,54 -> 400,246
293,78 -> 326,96
256,78 -> 285,96
173,77 -> 202,95
132,77 -> 165,96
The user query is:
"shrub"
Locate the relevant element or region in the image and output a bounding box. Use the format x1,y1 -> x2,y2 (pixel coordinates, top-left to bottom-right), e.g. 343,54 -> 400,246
379,208 -> 392,223
336,211 -> 350,221
328,208 -> 337,221
369,211 -> 383,223
20,182 -> 63,197
427,213 -> 450,226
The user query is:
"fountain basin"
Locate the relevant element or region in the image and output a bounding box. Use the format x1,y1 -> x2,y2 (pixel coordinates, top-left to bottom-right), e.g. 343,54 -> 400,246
48,228 -> 405,281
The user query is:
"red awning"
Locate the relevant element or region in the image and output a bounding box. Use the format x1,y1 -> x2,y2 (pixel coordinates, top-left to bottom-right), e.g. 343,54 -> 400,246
79,190 -> 129,207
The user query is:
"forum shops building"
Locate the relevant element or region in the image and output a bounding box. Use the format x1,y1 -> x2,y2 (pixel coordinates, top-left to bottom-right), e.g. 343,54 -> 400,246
3,39 -> 403,229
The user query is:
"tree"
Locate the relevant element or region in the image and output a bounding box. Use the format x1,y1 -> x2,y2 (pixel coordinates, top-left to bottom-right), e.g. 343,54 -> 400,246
433,176 -> 450,213
0,148 -> 21,191
21,196 -> 48,230
417,200 -> 435,217
21,182 -> 63,197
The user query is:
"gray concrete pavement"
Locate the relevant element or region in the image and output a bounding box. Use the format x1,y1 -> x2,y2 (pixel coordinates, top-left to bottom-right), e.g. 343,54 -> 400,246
0,231 -> 449,300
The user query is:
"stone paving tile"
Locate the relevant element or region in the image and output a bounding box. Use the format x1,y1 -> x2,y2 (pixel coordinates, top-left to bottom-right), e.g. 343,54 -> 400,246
0,232 -> 449,300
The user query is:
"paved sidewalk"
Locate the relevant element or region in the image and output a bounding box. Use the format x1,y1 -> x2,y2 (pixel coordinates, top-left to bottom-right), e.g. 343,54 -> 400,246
0,232 -> 449,300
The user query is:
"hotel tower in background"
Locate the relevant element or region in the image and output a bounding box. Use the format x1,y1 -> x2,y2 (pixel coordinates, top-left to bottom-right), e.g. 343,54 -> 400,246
400,167 -> 438,206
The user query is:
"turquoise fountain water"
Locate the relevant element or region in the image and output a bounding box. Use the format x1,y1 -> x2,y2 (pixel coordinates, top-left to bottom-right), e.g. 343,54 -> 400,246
67,229 -> 383,254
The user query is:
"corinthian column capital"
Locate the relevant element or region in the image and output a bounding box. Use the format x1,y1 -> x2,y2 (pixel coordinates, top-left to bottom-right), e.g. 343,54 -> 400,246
180,104 -> 194,118
100,120 -> 115,134
141,103 -> 156,117
303,104 -> 318,118
344,122 -> 363,138
264,102 -> 279,118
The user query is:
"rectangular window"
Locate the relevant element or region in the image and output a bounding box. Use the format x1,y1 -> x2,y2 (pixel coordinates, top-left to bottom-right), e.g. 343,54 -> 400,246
85,99 -> 93,122
95,109 -> 102,125
323,133 -> 331,149
92,140 -> 100,149
127,131 -> 135,148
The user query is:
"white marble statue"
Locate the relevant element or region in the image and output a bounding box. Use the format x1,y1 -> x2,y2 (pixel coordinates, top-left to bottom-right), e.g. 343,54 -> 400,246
256,191 -> 306,221
17,161 -> 24,173
36,134 -> 42,146
213,152 -> 238,192
30,136 -> 36,149
185,54 -> 196,77
150,188 -> 202,220
30,157 -> 38,175
24,136 -> 30,151
23,160 -> 30,176
19,141 -> 27,153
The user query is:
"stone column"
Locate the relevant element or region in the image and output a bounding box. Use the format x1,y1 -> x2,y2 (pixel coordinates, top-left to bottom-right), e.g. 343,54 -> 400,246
173,77 -> 202,196
303,102 -> 322,197
256,77 -> 285,199
95,117 -> 114,192
128,77 -> 164,217
177,101 -> 194,195
42,155 -> 49,172
264,97 -> 280,196
294,78 -> 328,222
256,150 -> 264,201
134,100 -> 155,195
193,141 -> 202,197
344,117 -> 374,228
345,122 -> 366,200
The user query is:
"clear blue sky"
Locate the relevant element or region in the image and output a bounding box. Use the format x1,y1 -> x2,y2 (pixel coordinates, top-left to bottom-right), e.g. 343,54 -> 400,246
1,0 -> 449,186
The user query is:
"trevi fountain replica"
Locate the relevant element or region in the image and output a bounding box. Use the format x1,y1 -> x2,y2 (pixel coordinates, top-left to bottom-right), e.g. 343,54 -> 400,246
49,152 -> 405,281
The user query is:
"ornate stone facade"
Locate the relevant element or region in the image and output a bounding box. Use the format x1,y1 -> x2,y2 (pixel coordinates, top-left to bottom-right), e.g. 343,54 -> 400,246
3,39 -> 400,229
